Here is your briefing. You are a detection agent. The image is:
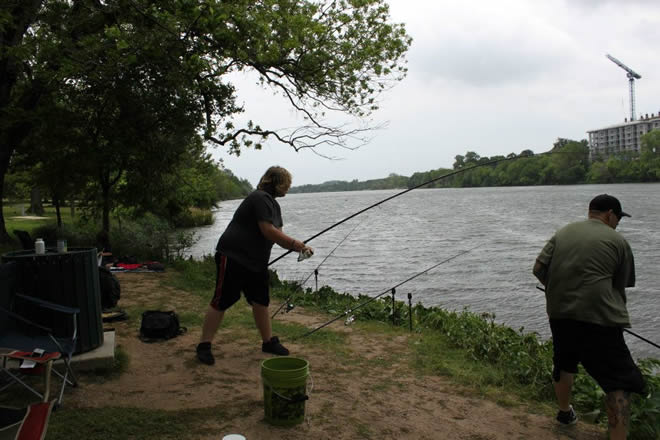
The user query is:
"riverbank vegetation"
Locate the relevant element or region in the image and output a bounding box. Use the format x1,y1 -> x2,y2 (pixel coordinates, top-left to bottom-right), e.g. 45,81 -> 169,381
171,257 -> 660,439
290,134 -> 660,193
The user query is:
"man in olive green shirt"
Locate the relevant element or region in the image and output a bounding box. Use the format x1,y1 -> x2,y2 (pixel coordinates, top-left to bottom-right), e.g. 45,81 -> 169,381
533,194 -> 645,440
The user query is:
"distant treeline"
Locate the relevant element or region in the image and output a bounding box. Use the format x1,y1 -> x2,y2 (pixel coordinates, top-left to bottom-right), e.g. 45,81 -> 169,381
290,132 -> 660,193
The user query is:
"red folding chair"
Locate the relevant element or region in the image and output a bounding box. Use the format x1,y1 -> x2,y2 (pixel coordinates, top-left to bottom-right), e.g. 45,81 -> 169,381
0,400 -> 55,440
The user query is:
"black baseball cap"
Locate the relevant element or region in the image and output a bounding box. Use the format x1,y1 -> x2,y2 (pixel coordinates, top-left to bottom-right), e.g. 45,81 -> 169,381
589,194 -> 631,218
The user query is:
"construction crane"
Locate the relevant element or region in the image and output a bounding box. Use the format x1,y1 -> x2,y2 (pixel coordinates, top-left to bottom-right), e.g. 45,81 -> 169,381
606,54 -> 642,121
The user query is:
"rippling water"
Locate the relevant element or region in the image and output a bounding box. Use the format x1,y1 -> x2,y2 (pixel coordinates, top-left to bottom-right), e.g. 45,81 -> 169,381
188,183 -> 660,358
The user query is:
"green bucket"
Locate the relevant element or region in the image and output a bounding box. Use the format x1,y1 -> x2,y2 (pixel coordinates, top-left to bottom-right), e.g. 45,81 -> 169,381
261,357 -> 309,427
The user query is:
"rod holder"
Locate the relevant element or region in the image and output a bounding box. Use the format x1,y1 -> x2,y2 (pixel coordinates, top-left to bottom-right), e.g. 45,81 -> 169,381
391,288 -> 396,325
408,292 -> 413,332
314,269 -> 318,292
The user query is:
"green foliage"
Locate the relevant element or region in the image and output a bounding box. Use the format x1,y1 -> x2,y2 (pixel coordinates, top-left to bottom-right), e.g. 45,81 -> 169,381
172,207 -> 214,228
407,167 -> 453,189
109,213 -> 197,261
117,141 -> 251,226
290,142 -> 595,192
0,0 -> 411,240
30,222 -> 97,249
2,170 -> 31,201
630,359 -> 660,439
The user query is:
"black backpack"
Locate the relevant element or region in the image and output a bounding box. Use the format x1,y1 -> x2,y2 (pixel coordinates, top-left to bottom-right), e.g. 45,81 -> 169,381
139,311 -> 187,342
99,266 -> 121,310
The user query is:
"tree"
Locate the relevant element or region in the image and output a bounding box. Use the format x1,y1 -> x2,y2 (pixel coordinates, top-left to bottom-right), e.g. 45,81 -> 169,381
0,0 -> 412,241
548,140 -> 589,184
453,155 -> 465,169
586,161 -> 612,183
0,0 -> 47,240
464,151 -> 480,166
639,130 -> 660,180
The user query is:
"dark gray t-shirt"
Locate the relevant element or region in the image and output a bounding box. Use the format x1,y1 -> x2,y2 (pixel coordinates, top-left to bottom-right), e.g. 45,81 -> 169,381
537,219 -> 635,327
216,190 -> 283,272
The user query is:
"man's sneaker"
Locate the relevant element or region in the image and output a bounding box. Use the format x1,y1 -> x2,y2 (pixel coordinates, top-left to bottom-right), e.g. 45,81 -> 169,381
262,336 -> 289,356
556,406 -> 578,425
196,342 -> 215,365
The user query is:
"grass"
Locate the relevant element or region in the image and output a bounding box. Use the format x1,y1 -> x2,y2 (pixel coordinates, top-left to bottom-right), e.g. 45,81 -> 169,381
48,406 -> 230,440
1,202 -> 76,255
410,332 -> 536,407
2,202 -> 74,233
80,346 -> 131,383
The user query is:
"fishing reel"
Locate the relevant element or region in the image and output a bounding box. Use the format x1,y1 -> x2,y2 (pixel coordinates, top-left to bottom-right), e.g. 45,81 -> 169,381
344,309 -> 355,326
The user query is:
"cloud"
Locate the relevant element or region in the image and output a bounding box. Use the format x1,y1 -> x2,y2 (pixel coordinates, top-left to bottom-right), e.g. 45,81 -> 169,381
392,1 -> 575,87
571,0 -> 658,7
411,39 -> 570,87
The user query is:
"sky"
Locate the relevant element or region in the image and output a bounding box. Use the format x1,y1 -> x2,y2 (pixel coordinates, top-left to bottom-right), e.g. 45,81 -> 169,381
212,0 -> 660,187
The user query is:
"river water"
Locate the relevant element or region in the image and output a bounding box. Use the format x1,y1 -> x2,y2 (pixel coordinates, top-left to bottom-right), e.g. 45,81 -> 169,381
187,183 -> 660,359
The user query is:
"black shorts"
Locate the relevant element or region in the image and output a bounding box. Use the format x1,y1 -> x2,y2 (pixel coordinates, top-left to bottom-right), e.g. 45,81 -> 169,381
549,319 -> 646,394
210,252 -> 270,311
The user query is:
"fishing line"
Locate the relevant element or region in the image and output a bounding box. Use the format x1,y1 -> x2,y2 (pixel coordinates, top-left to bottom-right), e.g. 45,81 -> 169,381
535,285 -> 659,350
268,149 -> 569,266
293,242 -> 482,340
271,216 -> 369,319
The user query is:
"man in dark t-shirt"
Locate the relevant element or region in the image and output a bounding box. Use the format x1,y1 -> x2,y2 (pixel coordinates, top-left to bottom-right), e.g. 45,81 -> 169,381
533,194 -> 645,440
196,166 -> 313,365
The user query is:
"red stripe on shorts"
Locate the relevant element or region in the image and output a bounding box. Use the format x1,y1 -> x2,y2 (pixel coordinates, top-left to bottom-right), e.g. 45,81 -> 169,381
210,254 -> 228,309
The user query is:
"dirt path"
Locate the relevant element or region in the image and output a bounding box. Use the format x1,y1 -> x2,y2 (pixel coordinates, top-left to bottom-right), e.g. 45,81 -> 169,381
70,272 -> 605,440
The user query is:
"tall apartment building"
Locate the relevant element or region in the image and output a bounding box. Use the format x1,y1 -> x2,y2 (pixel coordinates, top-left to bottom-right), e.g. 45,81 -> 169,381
587,111 -> 660,160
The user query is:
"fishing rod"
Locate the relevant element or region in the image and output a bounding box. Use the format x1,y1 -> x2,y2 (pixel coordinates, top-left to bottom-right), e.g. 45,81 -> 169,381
271,217 -> 367,319
535,285 -> 660,350
268,149 -> 563,266
623,329 -> 660,350
293,243 -> 482,340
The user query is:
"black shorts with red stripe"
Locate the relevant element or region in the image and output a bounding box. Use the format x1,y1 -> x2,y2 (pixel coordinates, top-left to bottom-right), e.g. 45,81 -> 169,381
210,252 -> 270,311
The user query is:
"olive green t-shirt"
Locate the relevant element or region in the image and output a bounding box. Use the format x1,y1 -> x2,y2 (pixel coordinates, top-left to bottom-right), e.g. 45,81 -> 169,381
537,219 -> 635,327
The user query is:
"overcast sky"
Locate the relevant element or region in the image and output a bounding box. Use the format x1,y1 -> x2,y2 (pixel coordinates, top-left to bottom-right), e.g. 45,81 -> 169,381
213,0 -> 660,187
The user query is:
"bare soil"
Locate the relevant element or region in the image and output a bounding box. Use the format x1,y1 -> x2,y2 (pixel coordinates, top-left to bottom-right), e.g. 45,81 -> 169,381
69,272 -> 606,440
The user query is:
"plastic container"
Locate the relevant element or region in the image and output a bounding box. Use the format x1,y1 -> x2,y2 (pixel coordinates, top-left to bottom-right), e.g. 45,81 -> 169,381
57,239 -> 67,253
261,357 -> 309,426
34,238 -> 45,255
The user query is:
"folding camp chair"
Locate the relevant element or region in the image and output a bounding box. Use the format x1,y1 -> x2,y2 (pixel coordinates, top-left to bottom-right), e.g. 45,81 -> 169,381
0,400 -> 55,440
0,293 -> 79,407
